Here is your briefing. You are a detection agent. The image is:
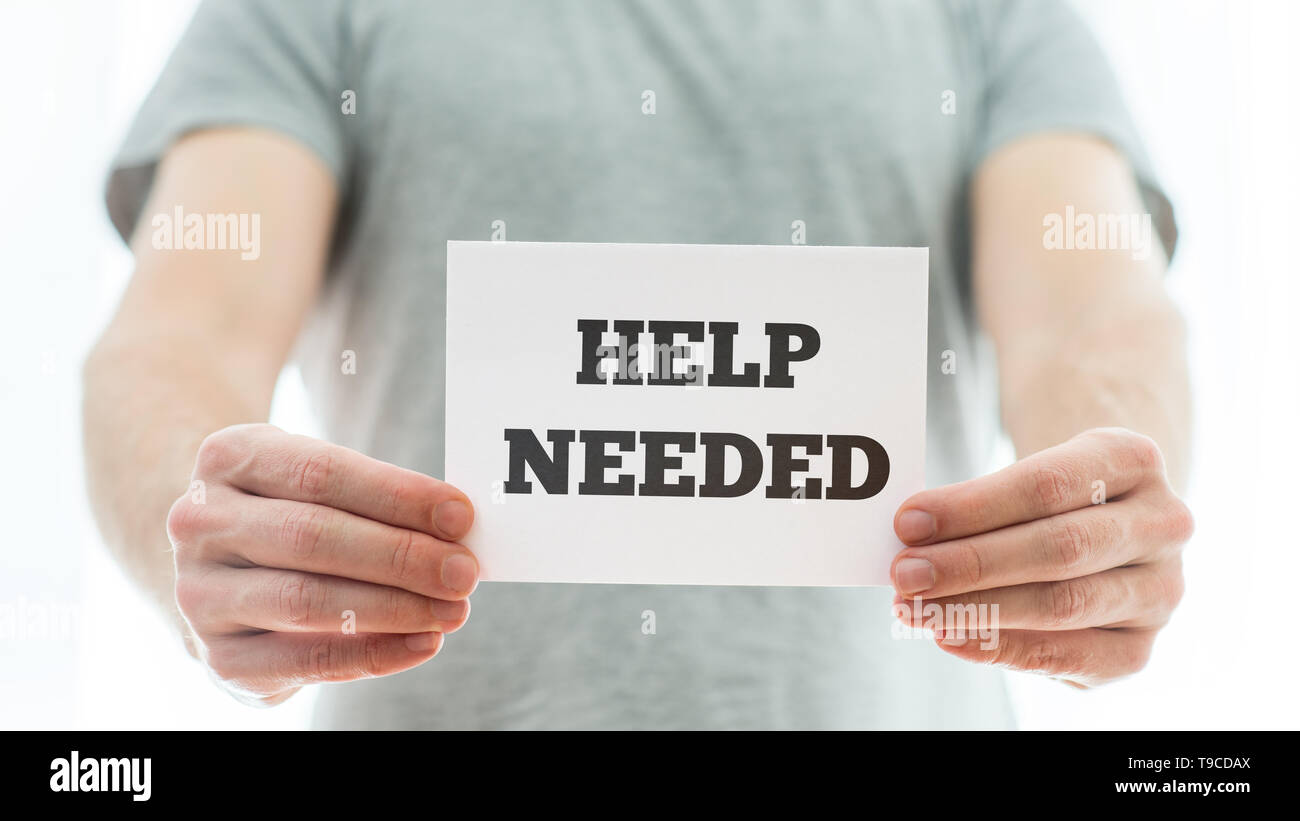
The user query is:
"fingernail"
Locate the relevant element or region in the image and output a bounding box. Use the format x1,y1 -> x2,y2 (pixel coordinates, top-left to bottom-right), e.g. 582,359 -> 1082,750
440,552 -> 479,595
434,500 -> 471,539
404,631 -> 440,653
895,557 -> 935,594
430,597 -> 470,632
897,509 -> 936,543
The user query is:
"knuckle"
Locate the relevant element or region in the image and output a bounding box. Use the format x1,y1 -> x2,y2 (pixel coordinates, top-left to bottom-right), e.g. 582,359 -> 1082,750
204,641 -> 240,682
195,428 -> 247,477
1045,518 -> 1093,573
1078,427 -> 1124,452
1100,512 -> 1126,548
291,450 -> 334,498
359,634 -> 387,678
1044,579 -> 1092,628
281,505 -> 327,562
381,477 -> 415,524
173,574 -> 207,622
276,575 -> 320,628
1018,637 -> 1064,674
1164,498 -> 1196,543
383,587 -> 407,628
987,634 -> 1022,669
1124,635 -> 1156,676
1125,432 -> 1165,475
389,529 -> 417,583
165,495 -> 205,545
1158,563 -> 1186,613
955,541 -> 985,587
1028,462 -> 1078,512
959,588 -> 989,611
1168,573 -> 1186,612
945,599 -> 982,634
302,637 -> 338,681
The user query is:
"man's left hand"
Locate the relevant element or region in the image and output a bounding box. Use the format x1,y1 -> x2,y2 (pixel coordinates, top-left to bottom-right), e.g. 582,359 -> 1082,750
891,427 -> 1194,688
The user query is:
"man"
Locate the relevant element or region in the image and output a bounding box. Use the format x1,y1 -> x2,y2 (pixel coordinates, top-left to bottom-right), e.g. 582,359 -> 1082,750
85,0 -> 1193,729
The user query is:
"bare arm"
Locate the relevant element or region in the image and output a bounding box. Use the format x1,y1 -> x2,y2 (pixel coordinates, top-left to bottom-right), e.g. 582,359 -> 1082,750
84,128 -> 333,640
890,134 -> 1194,687
972,133 -> 1191,490
84,130 -> 480,706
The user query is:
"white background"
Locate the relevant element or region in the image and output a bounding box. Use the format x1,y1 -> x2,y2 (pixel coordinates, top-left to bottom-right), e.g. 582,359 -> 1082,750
0,0 -> 1294,729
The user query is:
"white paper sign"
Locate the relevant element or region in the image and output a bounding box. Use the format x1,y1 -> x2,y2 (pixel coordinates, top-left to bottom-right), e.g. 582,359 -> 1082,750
445,241 -> 927,586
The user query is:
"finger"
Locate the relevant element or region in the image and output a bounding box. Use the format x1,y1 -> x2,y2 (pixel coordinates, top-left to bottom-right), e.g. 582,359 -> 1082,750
931,626 -> 1158,687
893,564 -> 1176,632
891,499 -> 1157,597
204,495 -> 479,600
192,568 -> 471,635
202,425 -> 474,540
894,428 -> 1164,545
203,630 -> 444,691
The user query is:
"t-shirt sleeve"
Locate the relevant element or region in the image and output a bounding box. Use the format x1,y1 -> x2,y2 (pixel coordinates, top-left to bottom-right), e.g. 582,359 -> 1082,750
105,0 -> 350,244
966,0 -> 1177,261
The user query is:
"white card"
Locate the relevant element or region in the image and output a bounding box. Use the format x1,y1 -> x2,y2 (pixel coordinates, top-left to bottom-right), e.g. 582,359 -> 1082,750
445,241 -> 927,586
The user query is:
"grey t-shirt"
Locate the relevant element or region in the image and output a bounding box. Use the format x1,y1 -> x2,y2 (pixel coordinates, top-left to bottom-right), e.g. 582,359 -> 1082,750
107,0 -> 1173,729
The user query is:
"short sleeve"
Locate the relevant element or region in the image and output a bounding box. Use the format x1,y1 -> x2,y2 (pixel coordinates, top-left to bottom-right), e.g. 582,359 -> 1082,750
966,0 -> 1177,261
105,0 -> 350,244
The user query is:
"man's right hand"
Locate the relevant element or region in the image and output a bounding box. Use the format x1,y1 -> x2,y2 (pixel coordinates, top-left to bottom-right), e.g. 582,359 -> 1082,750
166,423 -> 479,706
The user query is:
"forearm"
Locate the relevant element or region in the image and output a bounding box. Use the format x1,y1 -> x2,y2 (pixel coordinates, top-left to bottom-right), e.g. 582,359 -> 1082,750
972,135 -> 1193,493
996,294 -> 1192,493
82,325 -> 274,640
